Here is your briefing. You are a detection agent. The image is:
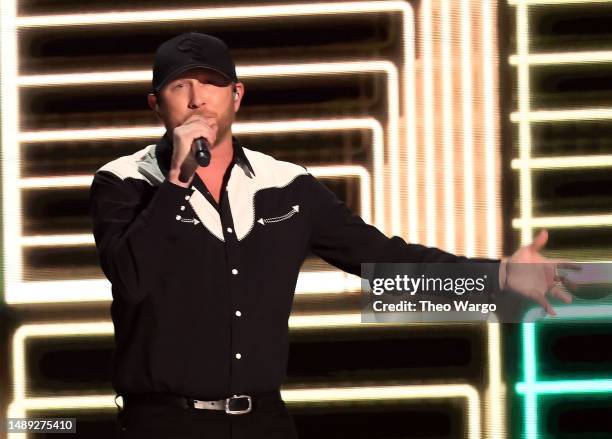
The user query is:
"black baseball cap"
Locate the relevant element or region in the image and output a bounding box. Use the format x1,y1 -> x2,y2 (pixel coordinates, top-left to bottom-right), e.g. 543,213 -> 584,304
152,32 -> 238,94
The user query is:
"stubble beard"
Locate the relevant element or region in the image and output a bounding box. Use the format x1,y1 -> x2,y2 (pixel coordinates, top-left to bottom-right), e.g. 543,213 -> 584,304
214,103 -> 236,147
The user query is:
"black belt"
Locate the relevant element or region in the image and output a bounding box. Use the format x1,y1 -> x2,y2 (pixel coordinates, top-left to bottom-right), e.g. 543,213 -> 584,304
119,390 -> 282,415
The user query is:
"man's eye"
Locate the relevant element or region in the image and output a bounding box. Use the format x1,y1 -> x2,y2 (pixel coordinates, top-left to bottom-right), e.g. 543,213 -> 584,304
174,83 -> 185,89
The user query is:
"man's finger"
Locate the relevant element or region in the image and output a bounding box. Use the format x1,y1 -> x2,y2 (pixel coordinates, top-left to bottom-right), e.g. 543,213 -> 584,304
534,293 -> 556,317
183,114 -> 217,127
183,114 -> 206,124
550,284 -> 573,304
549,258 -> 582,271
530,229 -> 548,253
559,276 -> 578,291
556,261 -> 582,271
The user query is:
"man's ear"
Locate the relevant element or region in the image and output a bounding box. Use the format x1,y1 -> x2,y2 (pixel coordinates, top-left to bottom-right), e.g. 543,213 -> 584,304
147,93 -> 160,114
233,82 -> 245,112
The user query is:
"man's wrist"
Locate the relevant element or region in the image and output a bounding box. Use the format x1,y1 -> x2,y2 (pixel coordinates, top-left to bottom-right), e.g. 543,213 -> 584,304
168,170 -> 193,188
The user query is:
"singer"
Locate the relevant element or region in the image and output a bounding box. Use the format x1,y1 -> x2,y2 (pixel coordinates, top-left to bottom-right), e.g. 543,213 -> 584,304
89,32 -> 575,439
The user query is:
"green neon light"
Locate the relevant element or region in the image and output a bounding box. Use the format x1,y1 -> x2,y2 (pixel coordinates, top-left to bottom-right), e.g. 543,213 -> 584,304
517,305 -> 612,439
517,379 -> 612,395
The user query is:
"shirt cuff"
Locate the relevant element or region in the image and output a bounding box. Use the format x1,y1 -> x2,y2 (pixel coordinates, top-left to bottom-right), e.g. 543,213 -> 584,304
141,179 -> 195,230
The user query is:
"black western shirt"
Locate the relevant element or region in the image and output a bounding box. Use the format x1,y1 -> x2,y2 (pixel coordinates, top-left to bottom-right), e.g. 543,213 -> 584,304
89,134 -> 500,399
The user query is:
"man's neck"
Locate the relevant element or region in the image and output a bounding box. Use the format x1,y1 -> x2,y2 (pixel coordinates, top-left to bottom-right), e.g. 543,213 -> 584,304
206,134 -> 234,166
195,134 -> 234,203
194,133 -> 234,179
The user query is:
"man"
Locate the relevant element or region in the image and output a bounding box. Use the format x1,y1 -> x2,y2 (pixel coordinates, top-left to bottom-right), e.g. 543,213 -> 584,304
89,32 -> 573,438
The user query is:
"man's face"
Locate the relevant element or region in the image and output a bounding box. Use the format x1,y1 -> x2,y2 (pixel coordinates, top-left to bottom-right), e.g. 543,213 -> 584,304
149,68 -> 244,146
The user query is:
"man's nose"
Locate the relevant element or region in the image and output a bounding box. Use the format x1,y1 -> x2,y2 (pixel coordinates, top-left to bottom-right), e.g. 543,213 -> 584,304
188,86 -> 208,108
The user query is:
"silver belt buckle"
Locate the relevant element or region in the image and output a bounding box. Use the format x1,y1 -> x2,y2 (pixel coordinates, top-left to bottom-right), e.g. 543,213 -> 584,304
224,394 -> 252,415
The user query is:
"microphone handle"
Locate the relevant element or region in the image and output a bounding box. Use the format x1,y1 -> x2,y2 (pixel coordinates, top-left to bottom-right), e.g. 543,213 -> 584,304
194,137 -> 211,167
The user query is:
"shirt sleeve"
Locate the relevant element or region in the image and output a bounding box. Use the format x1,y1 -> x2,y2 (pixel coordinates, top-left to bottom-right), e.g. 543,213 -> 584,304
306,174 -> 501,294
89,171 -> 193,305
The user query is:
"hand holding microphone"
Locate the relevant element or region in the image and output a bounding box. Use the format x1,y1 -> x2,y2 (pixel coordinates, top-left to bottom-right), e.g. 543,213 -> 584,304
169,114 -> 217,187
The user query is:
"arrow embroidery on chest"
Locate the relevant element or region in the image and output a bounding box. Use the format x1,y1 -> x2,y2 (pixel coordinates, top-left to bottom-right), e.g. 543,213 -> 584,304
180,217 -> 200,225
257,205 -> 299,225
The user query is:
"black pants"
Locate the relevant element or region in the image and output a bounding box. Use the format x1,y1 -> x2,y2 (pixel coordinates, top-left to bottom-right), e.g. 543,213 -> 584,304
116,397 -> 298,438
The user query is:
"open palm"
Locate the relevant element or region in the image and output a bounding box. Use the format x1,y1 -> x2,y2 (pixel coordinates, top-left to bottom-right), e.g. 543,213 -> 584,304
503,229 -> 578,316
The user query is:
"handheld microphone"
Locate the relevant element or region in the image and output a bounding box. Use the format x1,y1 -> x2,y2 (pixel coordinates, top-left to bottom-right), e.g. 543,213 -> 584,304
194,137 -> 211,167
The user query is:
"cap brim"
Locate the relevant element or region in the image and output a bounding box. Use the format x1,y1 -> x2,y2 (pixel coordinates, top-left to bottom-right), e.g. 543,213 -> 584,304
155,64 -> 235,92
